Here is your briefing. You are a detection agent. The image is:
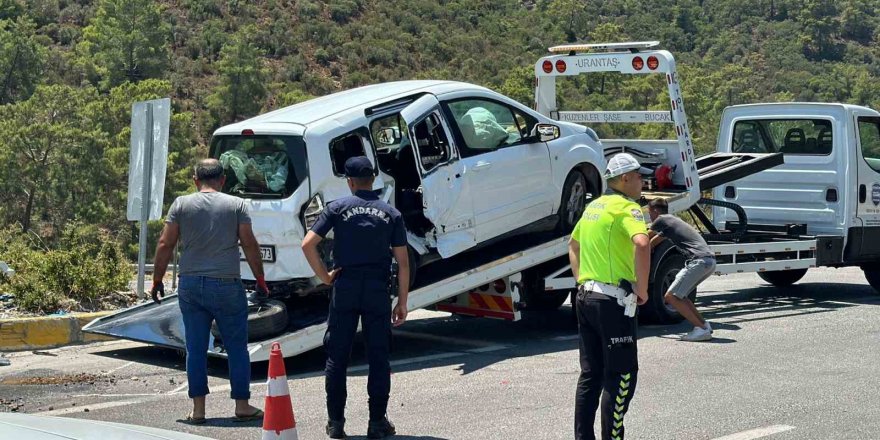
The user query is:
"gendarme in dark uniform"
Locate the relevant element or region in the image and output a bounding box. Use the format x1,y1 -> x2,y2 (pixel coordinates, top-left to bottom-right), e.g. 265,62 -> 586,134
301,156 -> 409,439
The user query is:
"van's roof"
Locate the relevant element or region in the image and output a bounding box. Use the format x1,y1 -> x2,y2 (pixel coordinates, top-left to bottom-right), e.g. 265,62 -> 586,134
214,80 -> 487,136
725,102 -> 880,116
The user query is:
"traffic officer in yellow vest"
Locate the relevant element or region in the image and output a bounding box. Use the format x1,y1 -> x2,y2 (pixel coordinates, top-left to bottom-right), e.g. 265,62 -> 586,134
569,153 -> 652,440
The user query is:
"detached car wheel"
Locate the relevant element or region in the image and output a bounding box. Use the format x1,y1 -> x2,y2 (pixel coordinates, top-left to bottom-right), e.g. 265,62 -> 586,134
558,170 -> 589,233
212,299 -> 288,342
757,269 -> 807,287
641,253 -> 696,324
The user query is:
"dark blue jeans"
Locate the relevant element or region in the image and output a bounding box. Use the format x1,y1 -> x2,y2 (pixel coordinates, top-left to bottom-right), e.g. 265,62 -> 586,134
178,275 -> 251,400
324,268 -> 392,422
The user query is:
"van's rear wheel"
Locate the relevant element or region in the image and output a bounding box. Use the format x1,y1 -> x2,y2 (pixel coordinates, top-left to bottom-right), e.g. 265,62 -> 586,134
757,269 -> 807,287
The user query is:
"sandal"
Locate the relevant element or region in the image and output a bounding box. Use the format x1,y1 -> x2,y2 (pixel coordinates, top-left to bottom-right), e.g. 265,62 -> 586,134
233,408 -> 264,422
183,413 -> 206,425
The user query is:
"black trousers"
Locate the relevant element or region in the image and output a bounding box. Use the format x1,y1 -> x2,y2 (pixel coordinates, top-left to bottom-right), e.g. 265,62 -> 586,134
324,268 -> 392,422
575,289 -> 639,440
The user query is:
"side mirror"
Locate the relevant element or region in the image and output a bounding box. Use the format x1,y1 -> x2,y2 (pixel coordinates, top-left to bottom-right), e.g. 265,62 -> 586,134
376,127 -> 399,146
530,123 -> 560,142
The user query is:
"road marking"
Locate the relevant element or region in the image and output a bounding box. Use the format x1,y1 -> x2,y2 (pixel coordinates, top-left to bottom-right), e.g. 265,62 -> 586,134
393,329 -> 497,348
104,361 -> 134,375
551,334 -> 580,341
169,382 -> 189,394
39,395 -> 168,416
710,425 -> 795,440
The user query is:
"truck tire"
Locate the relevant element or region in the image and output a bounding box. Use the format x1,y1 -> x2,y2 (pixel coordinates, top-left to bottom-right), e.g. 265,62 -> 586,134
642,253 -> 696,324
212,299 -> 288,342
519,265 -> 571,311
757,269 -> 807,287
558,169 -> 589,233
862,267 -> 880,294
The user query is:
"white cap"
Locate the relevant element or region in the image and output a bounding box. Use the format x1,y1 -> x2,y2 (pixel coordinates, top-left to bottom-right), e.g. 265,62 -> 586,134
604,153 -> 653,179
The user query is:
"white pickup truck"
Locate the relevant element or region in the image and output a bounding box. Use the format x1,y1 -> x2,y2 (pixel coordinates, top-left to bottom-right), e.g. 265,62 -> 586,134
711,102 -> 880,289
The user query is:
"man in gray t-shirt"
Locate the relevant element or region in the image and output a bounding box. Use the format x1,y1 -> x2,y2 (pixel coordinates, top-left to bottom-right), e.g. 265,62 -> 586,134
151,158 -> 267,423
647,198 -> 715,342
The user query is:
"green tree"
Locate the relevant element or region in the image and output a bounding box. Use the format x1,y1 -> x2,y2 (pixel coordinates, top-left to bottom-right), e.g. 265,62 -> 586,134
207,28 -> 269,125
0,85 -> 111,234
78,0 -> 170,88
0,17 -> 46,104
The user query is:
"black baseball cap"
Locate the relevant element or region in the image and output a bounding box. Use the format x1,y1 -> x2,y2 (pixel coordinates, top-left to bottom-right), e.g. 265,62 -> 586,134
344,156 -> 374,178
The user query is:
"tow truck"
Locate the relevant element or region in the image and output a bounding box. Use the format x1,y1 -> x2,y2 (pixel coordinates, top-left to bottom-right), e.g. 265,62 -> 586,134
85,42 -> 872,361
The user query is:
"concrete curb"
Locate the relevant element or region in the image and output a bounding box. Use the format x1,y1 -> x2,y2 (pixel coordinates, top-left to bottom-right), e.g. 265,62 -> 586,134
0,312 -> 114,351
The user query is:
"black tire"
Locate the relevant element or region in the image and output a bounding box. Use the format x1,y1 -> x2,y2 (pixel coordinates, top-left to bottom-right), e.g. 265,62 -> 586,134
757,269 -> 807,287
558,169 -> 589,233
212,299 -> 288,342
519,264 -> 571,311
406,245 -> 418,288
862,267 -> 880,294
641,253 -> 697,324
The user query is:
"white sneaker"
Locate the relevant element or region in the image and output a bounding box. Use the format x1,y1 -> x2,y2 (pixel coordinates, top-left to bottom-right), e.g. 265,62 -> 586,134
681,326 -> 712,342
704,321 -> 713,333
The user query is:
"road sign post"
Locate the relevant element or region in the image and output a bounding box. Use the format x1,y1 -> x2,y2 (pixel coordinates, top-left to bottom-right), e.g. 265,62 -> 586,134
128,98 -> 171,299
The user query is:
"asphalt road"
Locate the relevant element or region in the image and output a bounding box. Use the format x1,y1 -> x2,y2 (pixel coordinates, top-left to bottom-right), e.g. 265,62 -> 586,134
2,267 -> 879,439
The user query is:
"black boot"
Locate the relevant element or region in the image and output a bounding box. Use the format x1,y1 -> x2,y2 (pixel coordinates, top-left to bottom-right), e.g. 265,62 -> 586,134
367,417 -> 396,439
326,419 -> 346,439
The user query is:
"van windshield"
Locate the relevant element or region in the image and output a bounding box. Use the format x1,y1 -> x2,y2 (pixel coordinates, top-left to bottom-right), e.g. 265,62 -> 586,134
209,135 -> 308,199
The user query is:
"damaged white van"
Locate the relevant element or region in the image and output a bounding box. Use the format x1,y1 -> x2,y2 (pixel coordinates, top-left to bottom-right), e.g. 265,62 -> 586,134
210,80 -> 605,301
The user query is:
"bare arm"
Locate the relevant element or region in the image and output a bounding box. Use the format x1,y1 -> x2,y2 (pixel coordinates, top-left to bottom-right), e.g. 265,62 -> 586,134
650,233 -> 665,249
152,223 -> 179,286
391,245 -> 410,326
568,236 -> 580,282
632,233 -> 650,304
239,223 -> 265,279
301,231 -> 336,285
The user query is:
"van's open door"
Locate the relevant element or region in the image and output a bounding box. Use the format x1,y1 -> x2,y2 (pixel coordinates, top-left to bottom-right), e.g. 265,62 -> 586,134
400,95 -> 477,257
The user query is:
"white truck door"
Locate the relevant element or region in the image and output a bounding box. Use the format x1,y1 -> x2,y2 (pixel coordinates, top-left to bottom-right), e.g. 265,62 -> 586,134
853,114 -> 880,257
400,95 -> 477,257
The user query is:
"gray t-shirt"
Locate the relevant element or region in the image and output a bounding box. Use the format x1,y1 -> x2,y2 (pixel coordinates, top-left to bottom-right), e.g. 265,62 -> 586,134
165,191 -> 251,278
650,214 -> 714,260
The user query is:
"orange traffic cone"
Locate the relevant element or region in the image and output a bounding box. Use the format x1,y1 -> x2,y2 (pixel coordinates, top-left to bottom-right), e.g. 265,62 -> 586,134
262,342 -> 298,440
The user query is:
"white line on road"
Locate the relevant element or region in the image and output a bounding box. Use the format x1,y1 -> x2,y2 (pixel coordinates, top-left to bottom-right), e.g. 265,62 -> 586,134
103,361 -> 135,375
710,425 -> 795,440
393,329 -> 498,348
39,395 -> 168,416
550,334 -> 580,341
164,344 -> 510,397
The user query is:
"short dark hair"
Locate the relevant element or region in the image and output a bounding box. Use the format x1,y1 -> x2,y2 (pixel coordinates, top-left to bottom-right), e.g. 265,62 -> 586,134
348,176 -> 374,187
194,158 -> 224,182
648,198 -> 669,214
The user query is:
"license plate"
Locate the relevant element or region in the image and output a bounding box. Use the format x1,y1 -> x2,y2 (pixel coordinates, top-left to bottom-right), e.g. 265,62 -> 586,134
240,245 -> 276,263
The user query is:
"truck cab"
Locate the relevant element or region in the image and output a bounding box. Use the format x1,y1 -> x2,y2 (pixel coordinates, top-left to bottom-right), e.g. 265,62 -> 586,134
713,103 -> 880,267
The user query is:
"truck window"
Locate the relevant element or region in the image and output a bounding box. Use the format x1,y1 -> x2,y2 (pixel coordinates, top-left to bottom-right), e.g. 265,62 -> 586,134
858,117 -> 880,173
732,119 -> 832,155
210,135 -> 307,199
330,132 -> 367,177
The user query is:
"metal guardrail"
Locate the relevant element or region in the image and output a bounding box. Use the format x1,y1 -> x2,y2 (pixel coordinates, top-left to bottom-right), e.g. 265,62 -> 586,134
130,264 -> 178,273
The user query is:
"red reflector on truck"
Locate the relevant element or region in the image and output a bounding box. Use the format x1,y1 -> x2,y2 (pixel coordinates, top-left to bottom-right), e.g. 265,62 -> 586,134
632,56 -> 644,70
542,60 -> 553,73
647,56 -> 659,70
242,129 -> 255,136
555,60 -> 567,73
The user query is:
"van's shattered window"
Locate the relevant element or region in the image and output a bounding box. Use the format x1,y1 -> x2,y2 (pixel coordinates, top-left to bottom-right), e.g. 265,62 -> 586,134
330,133 -> 367,176
732,119 -> 832,155
210,135 -> 307,199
